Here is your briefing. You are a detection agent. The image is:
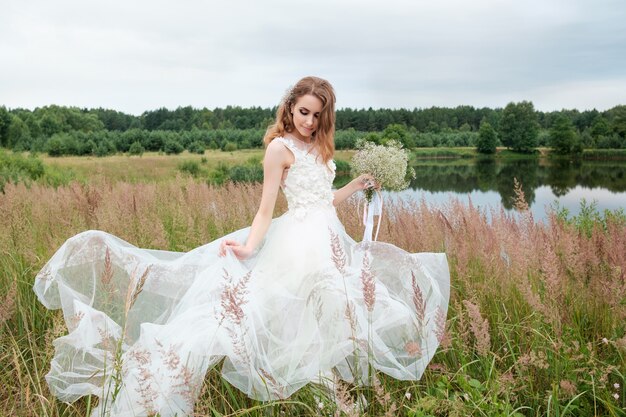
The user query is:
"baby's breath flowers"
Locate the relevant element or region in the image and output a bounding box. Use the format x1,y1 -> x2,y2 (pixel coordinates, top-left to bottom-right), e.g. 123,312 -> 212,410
351,139 -> 415,202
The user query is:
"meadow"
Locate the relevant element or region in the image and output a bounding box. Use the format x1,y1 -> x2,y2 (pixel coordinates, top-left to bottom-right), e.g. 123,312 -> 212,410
1,151 -> 625,416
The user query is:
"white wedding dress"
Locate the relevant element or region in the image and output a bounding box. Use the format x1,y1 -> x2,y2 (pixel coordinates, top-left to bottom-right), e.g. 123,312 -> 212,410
34,137 -> 450,417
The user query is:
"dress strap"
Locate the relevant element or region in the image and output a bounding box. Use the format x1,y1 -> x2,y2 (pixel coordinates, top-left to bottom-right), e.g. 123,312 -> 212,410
274,137 -> 301,159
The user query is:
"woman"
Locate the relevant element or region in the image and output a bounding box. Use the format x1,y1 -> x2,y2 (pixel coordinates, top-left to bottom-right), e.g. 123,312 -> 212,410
34,76 -> 450,416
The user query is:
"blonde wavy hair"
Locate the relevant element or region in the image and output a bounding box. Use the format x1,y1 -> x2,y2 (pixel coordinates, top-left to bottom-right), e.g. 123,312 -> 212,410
263,76 -> 336,163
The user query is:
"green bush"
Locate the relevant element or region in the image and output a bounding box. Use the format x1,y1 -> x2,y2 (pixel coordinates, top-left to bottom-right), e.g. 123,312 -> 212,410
207,162 -> 229,185
128,141 -> 144,156
206,158 -> 264,184
0,150 -> 73,191
476,121 -> 497,154
164,139 -> 184,155
45,135 -> 65,156
228,164 -> 263,183
177,160 -> 205,178
95,142 -> 113,157
187,141 -> 205,154
334,159 -> 351,174
222,141 -> 238,152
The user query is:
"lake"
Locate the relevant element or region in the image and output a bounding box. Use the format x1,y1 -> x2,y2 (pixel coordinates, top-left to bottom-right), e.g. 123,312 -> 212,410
339,158 -> 626,221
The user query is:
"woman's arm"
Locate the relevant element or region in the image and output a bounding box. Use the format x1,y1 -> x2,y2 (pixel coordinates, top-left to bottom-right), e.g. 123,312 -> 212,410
219,140 -> 291,259
333,174 -> 378,207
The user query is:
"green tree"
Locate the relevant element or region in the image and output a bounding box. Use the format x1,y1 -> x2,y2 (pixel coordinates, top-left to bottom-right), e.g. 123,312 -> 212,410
590,115 -> 610,139
128,141 -> 145,156
382,124 -> 408,146
164,139 -> 184,155
499,101 -> 539,152
45,135 -> 65,156
426,121 -> 440,133
611,105 -> 626,139
187,141 -> 205,154
335,128 -> 359,149
6,116 -> 31,148
476,120 -> 497,154
0,106 -> 12,147
40,113 -> 63,137
222,141 -> 238,152
85,139 -> 98,155
549,114 -> 578,154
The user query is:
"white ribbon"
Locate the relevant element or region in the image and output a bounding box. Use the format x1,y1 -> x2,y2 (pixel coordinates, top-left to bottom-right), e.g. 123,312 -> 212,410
362,190 -> 383,242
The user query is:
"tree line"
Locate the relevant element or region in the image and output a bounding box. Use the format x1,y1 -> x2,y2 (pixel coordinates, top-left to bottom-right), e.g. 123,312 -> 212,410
0,102 -> 624,156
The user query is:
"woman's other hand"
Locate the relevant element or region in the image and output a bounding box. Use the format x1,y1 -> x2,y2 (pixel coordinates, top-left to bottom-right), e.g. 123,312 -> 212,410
219,239 -> 255,260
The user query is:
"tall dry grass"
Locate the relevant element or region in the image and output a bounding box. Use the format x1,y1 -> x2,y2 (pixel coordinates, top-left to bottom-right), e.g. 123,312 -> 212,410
1,177 -> 625,416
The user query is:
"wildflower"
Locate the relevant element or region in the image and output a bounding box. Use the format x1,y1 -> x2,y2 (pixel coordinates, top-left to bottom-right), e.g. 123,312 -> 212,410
434,307 -> 447,344
462,299 -> 491,356
360,252 -> 376,312
512,177 -> 529,211
411,270 -> 425,323
329,228 -> 346,275
404,391 -> 411,400
317,401 -> 324,410
602,337 -> 609,344
404,341 -> 421,357
614,383 -> 621,389
613,393 -> 619,400
559,380 -> 576,397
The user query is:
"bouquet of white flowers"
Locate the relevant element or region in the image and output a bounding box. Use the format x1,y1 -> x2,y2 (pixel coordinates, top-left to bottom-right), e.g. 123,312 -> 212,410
351,140 -> 415,241
351,139 -> 414,201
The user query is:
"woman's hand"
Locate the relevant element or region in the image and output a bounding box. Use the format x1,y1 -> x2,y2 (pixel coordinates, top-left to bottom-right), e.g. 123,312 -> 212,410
352,174 -> 380,192
218,239 -> 255,260
333,174 -> 381,207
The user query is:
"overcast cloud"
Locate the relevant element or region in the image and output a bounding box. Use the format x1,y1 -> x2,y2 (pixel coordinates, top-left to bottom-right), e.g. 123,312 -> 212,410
1,0 -> 625,114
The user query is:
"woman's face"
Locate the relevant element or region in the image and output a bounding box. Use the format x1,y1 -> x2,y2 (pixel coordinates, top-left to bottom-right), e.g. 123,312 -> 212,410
290,94 -> 322,142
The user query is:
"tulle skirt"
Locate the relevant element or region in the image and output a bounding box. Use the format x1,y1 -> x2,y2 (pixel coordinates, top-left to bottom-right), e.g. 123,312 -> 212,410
34,206 -> 450,416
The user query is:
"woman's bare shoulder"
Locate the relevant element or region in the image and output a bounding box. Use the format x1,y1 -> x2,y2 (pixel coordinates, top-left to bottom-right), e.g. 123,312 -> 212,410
265,138 -> 293,167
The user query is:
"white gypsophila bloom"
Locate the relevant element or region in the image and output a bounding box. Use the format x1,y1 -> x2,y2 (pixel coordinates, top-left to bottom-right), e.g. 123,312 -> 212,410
351,140 -> 414,195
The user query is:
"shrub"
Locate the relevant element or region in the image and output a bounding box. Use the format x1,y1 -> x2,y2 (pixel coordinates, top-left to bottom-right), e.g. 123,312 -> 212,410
128,141 -> 145,156
188,141 -> 205,155
476,121 -> 497,154
334,159 -> 351,174
164,139 -> 184,155
222,141 -> 238,152
177,160 -> 205,178
45,135 -> 65,157
207,162 -> 229,185
0,150 -> 73,191
228,164 -> 263,183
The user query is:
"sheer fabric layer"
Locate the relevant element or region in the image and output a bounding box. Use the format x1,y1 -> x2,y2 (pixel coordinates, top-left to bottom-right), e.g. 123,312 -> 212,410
34,137 -> 450,417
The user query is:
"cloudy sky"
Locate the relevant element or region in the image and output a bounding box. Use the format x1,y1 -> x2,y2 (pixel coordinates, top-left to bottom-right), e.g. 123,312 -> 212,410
2,0 -> 625,114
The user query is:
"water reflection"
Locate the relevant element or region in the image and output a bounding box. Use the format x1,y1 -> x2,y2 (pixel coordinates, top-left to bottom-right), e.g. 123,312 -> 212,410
335,159 -> 626,220
410,159 -> 626,210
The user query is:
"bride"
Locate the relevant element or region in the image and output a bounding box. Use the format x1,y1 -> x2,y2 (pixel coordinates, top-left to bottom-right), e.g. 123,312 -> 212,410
34,76 -> 450,416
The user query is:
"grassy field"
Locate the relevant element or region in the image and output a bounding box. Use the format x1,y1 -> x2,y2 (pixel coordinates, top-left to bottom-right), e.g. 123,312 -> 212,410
1,153 -> 626,416
38,149 -> 356,184
410,147 -> 551,159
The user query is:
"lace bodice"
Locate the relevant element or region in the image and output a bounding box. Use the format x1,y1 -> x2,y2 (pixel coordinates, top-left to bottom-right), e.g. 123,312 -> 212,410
274,137 -> 336,219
